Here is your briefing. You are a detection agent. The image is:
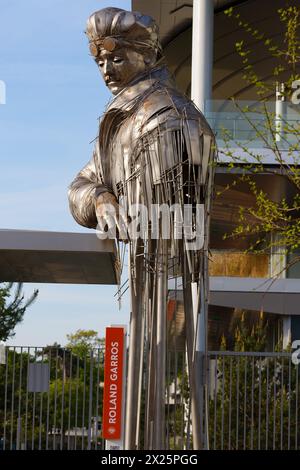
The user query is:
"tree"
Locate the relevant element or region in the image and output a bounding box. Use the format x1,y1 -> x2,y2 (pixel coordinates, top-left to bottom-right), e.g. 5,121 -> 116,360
224,5 -> 300,97
0,337 -> 105,450
0,283 -> 38,342
65,329 -> 104,358
217,5 -> 300,268
209,314 -> 299,450
45,330 -> 105,449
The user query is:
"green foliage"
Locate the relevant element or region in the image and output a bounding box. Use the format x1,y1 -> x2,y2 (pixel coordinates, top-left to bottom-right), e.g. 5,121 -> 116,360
219,102 -> 300,256
224,4 -> 300,95
209,315 -> 299,450
222,311 -> 269,352
0,346 -> 104,450
279,6 -> 300,73
0,283 -> 38,341
65,329 -> 104,358
219,5 -> 300,264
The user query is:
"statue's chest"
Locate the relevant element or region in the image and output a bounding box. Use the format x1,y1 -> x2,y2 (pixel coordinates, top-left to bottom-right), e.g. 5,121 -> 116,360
110,115 -> 142,184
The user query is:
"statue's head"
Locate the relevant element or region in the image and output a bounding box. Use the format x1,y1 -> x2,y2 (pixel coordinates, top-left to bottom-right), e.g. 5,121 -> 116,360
86,7 -> 162,95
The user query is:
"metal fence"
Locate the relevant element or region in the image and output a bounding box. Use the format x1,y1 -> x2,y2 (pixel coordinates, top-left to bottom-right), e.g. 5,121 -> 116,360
164,350 -> 300,450
207,351 -> 300,450
165,350 -> 190,450
0,346 -> 105,450
1,346 -> 299,450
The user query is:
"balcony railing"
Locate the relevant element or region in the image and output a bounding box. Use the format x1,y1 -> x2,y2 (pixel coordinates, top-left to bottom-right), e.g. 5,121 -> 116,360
205,100 -> 300,154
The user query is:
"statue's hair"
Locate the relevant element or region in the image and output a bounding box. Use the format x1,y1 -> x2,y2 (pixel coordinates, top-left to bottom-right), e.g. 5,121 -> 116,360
86,7 -> 162,59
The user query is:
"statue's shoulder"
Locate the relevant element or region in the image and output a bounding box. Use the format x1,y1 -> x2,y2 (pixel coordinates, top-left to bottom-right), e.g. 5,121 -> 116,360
137,83 -> 193,119
136,82 -> 212,136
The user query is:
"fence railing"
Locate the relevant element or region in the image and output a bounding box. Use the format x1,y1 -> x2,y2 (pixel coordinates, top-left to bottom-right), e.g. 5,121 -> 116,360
205,99 -> 300,151
1,347 -> 299,450
0,346 -> 105,450
164,350 -> 300,450
207,351 -> 299,450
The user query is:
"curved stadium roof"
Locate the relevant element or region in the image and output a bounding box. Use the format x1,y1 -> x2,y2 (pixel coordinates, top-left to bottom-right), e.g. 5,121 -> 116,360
132,0 -> 299,100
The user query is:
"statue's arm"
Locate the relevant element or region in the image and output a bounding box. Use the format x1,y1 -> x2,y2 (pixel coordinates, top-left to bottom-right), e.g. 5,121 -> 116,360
68,152 -> 111,229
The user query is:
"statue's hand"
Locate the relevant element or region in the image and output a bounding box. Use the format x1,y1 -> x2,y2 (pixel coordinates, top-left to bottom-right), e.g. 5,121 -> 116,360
95,192 -> 128,242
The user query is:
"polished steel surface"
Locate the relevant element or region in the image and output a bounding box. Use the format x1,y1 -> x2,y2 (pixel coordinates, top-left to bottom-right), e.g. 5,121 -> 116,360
68,7 -> 216,450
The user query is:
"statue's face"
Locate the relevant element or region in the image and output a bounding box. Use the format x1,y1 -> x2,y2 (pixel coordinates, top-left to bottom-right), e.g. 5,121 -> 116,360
97,48 -> 148,95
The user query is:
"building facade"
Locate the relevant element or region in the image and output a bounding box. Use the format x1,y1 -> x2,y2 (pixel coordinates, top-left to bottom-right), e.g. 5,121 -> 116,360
132,0 -> 300,351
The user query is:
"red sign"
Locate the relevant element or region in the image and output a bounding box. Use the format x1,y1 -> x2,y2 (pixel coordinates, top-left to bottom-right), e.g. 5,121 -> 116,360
102,327 -> 125,440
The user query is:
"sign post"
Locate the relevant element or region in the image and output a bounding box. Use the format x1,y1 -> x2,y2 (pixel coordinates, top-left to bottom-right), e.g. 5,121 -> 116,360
103,325 -> 127,450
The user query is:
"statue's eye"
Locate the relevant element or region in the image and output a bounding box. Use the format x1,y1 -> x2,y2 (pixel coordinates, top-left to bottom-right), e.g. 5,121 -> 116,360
98,61 -> 104,67
113,57 -> 123,64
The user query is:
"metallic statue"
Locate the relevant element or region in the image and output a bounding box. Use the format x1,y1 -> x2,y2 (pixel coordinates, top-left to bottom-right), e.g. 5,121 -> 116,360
68,7 -> 215,450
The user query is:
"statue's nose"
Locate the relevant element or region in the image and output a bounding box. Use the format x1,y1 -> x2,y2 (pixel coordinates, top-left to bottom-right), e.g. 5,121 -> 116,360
103,60 -> 113,76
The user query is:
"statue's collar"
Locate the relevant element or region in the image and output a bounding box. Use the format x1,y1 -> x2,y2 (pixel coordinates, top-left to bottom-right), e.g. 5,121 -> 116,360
106,65 -> 172,113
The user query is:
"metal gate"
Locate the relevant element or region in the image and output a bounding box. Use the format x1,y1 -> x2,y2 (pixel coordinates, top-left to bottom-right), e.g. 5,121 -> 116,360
0,346 -> 105,450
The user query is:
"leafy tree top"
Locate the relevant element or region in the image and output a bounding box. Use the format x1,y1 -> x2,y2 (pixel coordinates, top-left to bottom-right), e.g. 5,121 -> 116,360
0,283 -> 38,342
65,329 -> 104,358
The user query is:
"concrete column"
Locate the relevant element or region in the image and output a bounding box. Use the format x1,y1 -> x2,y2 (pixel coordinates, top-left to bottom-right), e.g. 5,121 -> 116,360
191,0 -> 214,114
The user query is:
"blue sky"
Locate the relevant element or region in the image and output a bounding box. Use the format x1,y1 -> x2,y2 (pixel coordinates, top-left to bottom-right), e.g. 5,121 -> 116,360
0,0 -> 131,346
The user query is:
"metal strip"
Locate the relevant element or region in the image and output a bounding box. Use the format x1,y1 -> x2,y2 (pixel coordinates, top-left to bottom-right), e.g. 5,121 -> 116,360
288,357 -> 291,450
94,350 -> 100,450
273,357 -> 277,450
24,348 -> 30,450
221,356 -> 225,450
265,359 -> 269,450
213,355 -> 217,450
38,348 -> 44,450
258,357 -> 262,450
3,347 -> 9,450
166,353 -> 170,450
243,358 -> 248,450
31,348 -> 37,450
296,362 -> 299,450
10,347 -> 16,450
181,352 -> 186,450
74,356 -> 79,450
174,351 -> 178,451
17,348 -> 23,451
87,350 -> 94,450
228,357 -> 232,450
60,349 -> 66,450
250,357 -> 254,450
52,349 -> 59,450
45,348 -> 52,450
67,352 -> 73,451
236,356 -> 240,450
82,354 -> 87,450
280,357 -> 284,450
208,351 -> 291,358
